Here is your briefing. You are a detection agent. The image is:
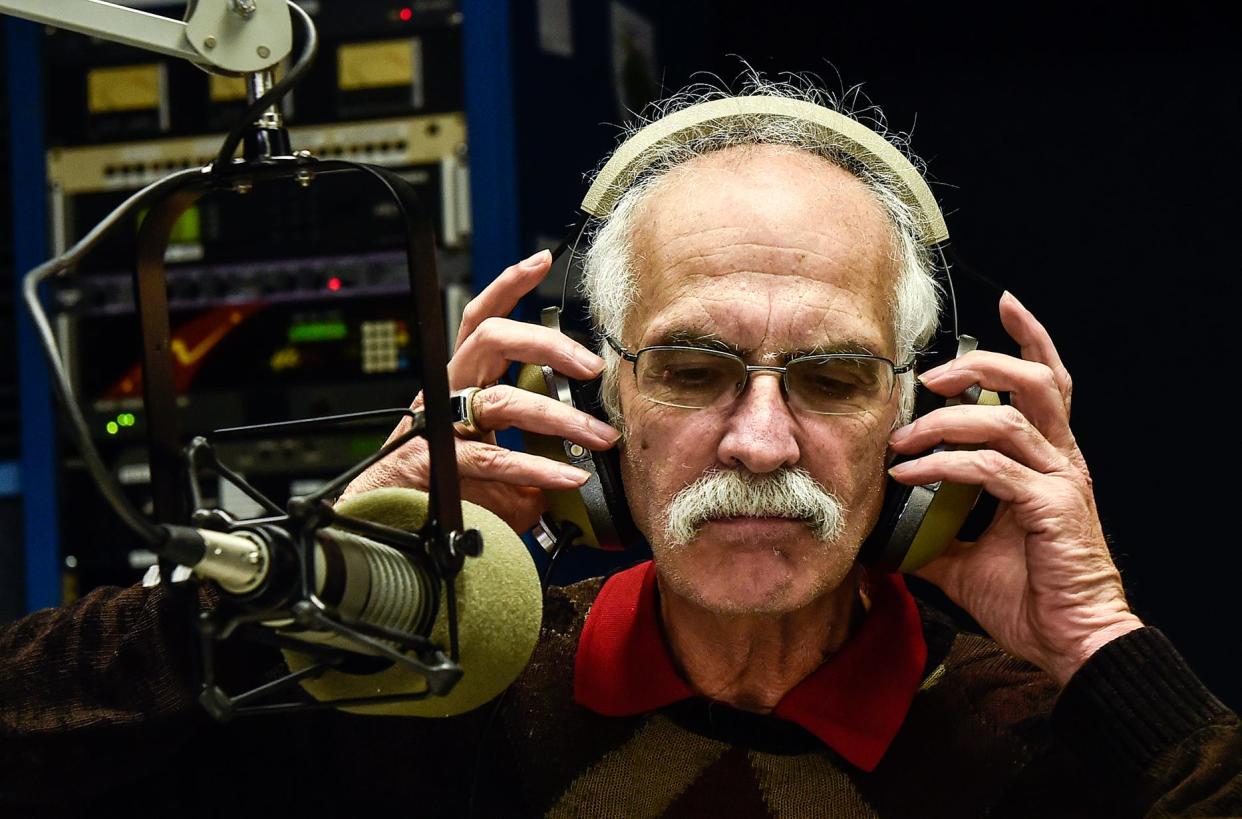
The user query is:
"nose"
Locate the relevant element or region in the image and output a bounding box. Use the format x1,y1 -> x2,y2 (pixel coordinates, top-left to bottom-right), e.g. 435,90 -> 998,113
716,370 -> 801,473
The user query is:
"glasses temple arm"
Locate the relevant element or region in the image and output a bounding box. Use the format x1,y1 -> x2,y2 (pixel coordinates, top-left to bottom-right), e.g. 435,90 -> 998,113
602,335 -> 637,362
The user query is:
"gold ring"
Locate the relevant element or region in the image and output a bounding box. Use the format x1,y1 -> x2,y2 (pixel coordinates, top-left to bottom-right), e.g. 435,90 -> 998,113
451,386 -> 486,438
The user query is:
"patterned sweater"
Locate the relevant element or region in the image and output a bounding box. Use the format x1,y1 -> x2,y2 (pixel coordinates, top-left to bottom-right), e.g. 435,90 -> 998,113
0,572 -> 1239,817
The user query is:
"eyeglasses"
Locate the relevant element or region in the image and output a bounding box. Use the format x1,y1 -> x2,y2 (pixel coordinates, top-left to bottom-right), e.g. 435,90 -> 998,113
605,336 -> 912,416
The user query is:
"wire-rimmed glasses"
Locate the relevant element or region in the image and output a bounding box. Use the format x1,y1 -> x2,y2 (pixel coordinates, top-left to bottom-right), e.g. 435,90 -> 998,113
604,337 -> 912,416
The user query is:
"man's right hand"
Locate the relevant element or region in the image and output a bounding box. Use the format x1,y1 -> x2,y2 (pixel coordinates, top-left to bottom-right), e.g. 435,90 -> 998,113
341,249 -> 622,533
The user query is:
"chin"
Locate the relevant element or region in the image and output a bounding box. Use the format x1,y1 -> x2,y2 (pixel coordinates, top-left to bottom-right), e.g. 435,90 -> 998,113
653,526 -> 852,616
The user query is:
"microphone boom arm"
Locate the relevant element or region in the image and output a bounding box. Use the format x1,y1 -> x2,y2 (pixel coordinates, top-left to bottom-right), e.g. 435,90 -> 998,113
0,0 -> 293,75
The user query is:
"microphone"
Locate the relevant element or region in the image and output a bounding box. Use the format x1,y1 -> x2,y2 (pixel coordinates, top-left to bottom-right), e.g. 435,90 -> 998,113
187,487 -> 543,717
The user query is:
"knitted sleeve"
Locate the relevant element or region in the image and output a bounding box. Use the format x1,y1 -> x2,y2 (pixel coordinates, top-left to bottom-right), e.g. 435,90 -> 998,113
1053,627 -> 1242,816
0,583 -> 203,736
0,580 -> 281,803
0,580 -> 524,815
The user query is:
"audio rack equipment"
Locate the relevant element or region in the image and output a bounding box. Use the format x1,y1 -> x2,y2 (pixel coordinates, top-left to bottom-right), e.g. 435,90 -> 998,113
38,14 -> 472,601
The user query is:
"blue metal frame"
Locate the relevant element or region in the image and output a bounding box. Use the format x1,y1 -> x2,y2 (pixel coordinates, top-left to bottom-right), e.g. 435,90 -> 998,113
461,0 -> 525,461
462,0 -> 519,294
5,18 -> 60,612
0,460 -> 19,497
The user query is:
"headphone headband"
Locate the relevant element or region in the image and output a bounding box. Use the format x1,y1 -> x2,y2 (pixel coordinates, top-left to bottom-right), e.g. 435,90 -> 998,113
580,95 -> 948,246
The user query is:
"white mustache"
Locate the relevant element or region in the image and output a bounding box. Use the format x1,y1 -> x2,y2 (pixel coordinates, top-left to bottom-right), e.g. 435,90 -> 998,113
663,467 -> 846,547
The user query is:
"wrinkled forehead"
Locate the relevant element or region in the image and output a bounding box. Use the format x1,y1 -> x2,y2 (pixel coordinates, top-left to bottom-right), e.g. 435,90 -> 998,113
625,145 -> 899,352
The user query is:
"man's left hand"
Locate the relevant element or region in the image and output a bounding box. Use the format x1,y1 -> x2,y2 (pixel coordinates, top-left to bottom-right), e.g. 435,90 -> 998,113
886,291 -> 1143,686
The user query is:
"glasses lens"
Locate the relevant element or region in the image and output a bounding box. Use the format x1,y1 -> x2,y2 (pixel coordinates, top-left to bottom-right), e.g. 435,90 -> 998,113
786,356 -> 892,414
637,347 -> 744,409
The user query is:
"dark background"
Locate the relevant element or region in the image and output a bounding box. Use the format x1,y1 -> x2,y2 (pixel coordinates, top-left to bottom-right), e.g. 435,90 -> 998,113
509,0 -> 1242,707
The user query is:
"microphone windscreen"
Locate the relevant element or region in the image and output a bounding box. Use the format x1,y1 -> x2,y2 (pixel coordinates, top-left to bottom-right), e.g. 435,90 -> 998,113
282,488 -> 542,717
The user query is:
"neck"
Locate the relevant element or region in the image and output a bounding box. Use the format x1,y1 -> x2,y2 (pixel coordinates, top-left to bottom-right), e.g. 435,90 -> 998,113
658,565 -> 864,713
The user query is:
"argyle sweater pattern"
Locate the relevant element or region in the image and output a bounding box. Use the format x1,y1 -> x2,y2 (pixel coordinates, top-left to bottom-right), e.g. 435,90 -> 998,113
1,576 -> 1240,817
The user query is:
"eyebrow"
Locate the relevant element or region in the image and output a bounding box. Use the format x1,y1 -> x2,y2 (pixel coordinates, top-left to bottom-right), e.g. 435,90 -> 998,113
790,340 -> 880,358
649,329 -> 741,354
646,328 -> 882,360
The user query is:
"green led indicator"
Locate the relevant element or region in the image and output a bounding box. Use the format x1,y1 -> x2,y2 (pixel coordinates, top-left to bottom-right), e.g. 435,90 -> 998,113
118,413 -> 135,427
169,205 -> 201,245
349,435 -> 385,457
289,321 -> 349,343
105,421 -> 119,435
137,204 -> 201,244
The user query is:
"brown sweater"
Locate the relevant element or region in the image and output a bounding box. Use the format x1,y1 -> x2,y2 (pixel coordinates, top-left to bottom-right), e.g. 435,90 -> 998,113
0,576 -> 1238,817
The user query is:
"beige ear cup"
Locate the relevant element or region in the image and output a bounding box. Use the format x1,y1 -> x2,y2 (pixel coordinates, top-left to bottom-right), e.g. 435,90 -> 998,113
896,385 -> 1002,573
515,361 -> 608,550
580,95 -> 948,246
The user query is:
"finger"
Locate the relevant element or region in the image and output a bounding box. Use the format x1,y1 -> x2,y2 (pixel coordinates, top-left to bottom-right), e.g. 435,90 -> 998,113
471,385 -> 621,449
998,291 -> 1073,415
918,350 -> 1073,450
887,448 -> 1049,508
455,250 -> 553,352
910,538 -> 968,594
460,479 -> 547,533
888,403 -> 1071,475
450,318 -> 604,388
340,429 -> 590,497
456,440 -> 592,490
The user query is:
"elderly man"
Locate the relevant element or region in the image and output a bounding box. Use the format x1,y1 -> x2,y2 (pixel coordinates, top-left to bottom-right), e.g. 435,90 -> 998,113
345,81 -> 1241,815
2,81 -> 1239,817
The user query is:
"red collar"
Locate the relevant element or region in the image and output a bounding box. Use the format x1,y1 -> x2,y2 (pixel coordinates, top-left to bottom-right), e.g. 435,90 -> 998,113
573,560 -> 927,771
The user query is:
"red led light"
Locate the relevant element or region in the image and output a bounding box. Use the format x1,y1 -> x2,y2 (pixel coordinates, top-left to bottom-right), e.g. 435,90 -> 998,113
327,276 -> 342,291
398,7 -> 413,21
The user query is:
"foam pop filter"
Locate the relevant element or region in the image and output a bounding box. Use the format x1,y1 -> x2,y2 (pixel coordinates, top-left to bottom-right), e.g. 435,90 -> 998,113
283,488 -> 542,717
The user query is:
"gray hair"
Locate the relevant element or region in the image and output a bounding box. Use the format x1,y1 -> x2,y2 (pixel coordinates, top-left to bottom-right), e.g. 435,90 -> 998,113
579,75 -> 942,426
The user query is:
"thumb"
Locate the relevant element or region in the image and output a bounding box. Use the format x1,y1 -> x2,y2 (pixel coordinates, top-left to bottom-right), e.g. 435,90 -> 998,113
910,554 -> 952,592
909,539 -> 972,603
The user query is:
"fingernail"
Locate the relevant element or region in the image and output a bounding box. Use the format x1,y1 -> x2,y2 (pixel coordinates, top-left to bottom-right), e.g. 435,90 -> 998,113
558,465 -> 591,485
589,417 -> 620,442
919,363 -> 948,383
577,349 -> 606,374
889,424 -> 913,444
1003,290 -> 1025,309
520,249 -> 551,270
888,463 -> 912,479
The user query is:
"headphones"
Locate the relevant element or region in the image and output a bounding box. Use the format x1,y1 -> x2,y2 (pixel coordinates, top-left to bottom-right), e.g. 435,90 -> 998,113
516,96 -> 999,573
